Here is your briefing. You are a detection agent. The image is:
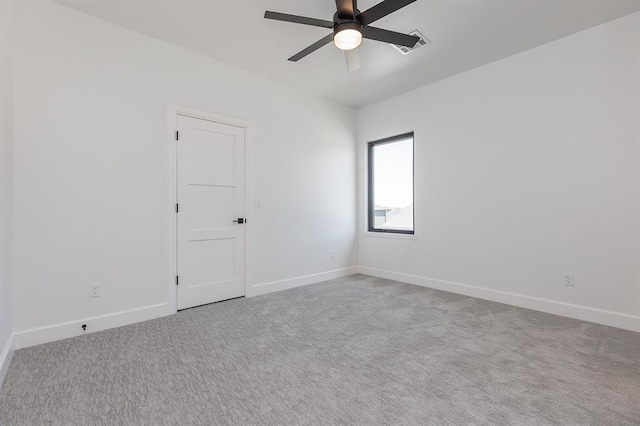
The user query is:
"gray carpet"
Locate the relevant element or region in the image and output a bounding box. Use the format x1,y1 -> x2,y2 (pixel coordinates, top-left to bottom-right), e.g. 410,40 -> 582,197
1,274 -> 639,425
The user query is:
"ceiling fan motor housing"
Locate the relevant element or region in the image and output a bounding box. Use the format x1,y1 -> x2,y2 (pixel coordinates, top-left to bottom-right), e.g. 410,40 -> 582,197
334,21 -> 363,37
334,8 -> 362,22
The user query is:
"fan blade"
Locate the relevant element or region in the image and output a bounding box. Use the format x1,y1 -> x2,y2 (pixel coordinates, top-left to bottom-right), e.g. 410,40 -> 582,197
264,11 -> 334,29
358,0 -> 417,26
335,0 -> 357,17
362,26 -> 419,47
345,49 -> 360,72
288,34 -> 334,62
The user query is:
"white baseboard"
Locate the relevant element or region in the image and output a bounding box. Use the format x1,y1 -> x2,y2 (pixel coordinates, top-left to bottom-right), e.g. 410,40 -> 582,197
0,333 -> 15,387
358,266 -> 640,332
13,303 -> 171,350
10,266 -> 636,353
12,267 -> 360,350
250,266 -> 359,297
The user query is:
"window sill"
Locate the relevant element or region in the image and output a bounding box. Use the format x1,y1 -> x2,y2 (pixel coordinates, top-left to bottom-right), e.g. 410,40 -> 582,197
362,232 -> 417,240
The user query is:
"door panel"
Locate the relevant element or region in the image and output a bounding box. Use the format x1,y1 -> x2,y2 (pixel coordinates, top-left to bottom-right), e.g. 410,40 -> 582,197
177,115 -> 246,310
186,239 -> 236,286
187,130 -> 237,178
188,185 -> 235,230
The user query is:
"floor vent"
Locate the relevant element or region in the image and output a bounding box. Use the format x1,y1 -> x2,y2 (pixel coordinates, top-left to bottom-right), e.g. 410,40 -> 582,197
391,30 -> 430,55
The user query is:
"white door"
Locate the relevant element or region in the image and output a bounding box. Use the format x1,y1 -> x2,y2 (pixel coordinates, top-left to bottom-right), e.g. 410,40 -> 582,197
177,115 -> 246,310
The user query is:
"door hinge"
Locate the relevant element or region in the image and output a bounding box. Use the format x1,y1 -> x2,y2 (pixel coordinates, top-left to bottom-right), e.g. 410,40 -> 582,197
175,131 -> 179,141
176,203 -> 179,213
176,275 -> 179,285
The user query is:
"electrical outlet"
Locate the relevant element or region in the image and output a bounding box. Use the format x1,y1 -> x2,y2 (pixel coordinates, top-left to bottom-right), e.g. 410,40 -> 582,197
331,250 -> 336,259
564,274 -> 575,287
89,283 -> 101,298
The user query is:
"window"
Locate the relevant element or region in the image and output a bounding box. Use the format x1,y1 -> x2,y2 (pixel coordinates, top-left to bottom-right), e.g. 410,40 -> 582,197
368,133 -> 414,234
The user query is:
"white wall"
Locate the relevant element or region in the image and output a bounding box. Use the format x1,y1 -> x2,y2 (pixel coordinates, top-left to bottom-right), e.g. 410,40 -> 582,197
0,0 -> 15,376
358,13 -> 640,330
12,0 -> 358,339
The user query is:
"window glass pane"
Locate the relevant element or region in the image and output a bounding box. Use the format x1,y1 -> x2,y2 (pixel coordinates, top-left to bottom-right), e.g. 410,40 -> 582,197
370,136 -> 414,233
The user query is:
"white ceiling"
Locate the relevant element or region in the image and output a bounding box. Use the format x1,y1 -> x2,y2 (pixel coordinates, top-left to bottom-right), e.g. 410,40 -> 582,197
54,0 -> 640,108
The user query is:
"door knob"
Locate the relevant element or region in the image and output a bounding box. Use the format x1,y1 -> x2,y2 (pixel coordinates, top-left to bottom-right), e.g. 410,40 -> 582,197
233,218 -> 245,224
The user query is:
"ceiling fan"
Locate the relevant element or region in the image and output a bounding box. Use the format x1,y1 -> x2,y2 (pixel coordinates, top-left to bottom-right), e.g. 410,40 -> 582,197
264,0 -> 420,71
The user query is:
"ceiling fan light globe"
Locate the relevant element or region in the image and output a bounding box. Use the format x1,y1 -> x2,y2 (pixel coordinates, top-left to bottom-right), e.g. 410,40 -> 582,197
334,29 -> 362,50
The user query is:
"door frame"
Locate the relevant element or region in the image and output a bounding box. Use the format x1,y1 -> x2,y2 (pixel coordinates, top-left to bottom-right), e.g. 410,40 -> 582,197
166,105 -> 251,314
